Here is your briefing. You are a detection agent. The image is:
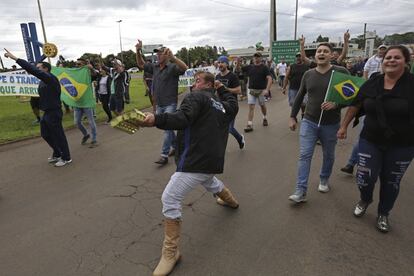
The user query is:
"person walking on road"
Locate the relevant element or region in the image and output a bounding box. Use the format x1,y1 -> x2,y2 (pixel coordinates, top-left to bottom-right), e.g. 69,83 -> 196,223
135,40 -> 188,166
337,45 -> 414,233
282,52 -> 309,119
139,71 -> 239,276
288,43 -> 349,203
276,58 -> 287,88
4,49 -> 72,167
242,52 -> 272,132
215,55 -> 245,149
95,69 -> 112,123
74,58 -> 98,147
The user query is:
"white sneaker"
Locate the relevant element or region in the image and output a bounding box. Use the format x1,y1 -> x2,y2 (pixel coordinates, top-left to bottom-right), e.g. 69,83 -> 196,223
318,180 -> 330,193
288,190 -> 307,203
47,156 -> 60,163
55,158 -> 72,167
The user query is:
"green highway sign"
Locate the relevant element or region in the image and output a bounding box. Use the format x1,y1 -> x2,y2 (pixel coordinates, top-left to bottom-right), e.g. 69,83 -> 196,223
271,40 -> 300,64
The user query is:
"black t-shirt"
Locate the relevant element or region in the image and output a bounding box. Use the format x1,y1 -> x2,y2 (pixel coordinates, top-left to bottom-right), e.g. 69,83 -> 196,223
352,85 -> 414,147
288,63 -> 309,90
216,71 -> 240,101
242,64 -> 270,90
143,63 -> 153,80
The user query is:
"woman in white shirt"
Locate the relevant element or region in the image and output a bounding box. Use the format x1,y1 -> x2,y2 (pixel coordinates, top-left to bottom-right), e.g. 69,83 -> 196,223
95,69 -> 113,123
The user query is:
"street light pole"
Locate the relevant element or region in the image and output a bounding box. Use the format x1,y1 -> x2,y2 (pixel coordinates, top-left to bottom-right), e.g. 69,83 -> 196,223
116,20 -> 124,63
294,0 -> 298,40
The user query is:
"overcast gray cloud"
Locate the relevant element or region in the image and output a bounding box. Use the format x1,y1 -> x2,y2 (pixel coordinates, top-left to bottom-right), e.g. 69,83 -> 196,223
0,0 -> 413,68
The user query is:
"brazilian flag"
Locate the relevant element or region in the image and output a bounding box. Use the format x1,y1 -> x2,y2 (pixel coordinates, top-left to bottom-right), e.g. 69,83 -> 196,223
51,66 -> 96,108
326,71 -> 365,106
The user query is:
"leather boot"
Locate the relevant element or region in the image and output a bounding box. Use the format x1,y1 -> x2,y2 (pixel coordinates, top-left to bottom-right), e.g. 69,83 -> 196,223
153,219 -> 181,276
216,186 -> 239,208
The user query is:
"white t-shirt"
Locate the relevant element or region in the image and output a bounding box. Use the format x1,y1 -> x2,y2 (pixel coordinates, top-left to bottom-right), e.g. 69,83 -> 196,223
98,76 -> 109,95
277,62 -> 287,76
364,55 -> 383,78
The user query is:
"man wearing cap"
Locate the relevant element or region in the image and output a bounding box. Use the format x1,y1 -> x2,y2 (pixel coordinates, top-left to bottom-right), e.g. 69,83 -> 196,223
135,40 -> 188,165
363,45 -> 387,79
215,55 -> 245,149
100,58 -> 129,116
242,52 -> 272,132
282,52 -> 309,118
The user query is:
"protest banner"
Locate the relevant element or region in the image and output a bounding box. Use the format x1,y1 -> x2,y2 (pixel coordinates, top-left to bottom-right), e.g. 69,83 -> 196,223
178,66 -> 215,87
0,71 -> 39,97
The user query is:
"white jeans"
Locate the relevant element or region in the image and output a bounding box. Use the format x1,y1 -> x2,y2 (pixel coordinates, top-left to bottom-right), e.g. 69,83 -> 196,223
162,172 -> 224,219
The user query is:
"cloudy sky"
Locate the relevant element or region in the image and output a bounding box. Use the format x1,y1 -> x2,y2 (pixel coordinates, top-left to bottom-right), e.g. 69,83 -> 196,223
1,0 -> 413,68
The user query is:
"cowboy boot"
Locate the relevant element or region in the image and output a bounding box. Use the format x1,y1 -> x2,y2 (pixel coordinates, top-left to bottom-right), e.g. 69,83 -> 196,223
153,218 -> 181,276
216,186 -> 239,208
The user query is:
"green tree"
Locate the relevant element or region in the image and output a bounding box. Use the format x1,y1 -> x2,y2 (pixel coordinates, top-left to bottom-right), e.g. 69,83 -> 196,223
384,32 -> 414,45
315,35 -> 329,43
176,45 -> 224,67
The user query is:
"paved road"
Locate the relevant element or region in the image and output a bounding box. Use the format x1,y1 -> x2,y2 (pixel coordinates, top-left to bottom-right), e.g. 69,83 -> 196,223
1,85 -> 413,276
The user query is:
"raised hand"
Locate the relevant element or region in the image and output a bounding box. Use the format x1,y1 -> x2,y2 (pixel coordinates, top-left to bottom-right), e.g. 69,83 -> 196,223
4,48 -> 17,60
135,39 -> 143,50
344,30 -> 350,42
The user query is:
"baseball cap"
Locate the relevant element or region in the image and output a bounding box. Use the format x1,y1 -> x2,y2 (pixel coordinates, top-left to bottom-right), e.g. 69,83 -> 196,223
378,44 -> 387,50
295,52 -> 301,57
153,46 -> 166,53
253,52 -> 262,57
112,59 -> 123,67
217,56 -> 229,65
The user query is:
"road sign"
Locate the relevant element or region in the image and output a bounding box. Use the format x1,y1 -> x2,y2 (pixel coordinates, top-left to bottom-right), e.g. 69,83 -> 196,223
271,40 -> 300,64
142,44 -> 163,54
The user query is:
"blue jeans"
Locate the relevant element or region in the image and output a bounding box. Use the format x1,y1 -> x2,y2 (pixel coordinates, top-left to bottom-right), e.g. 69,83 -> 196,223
156,103 -> 177,157
74,107 -> 97,142
296,119 -> 339,192
357,139 -> 414,216
347,116 -> 365,166
229,119 -> 243,145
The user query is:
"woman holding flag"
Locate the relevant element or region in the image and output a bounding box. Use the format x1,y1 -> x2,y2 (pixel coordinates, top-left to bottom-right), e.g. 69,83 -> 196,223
337,45 -> 414,233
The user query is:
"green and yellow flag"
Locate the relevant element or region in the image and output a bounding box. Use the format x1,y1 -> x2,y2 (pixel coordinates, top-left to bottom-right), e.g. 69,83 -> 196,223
51,66 -> 96,108
326,71 -> 365,106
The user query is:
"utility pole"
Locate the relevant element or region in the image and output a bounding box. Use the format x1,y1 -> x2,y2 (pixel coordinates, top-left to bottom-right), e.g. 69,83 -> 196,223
116,20 -> 124,63
37,0 -> 50,63
294,0 -> 299,40
363,23 -> 367,50
270,0 -> 277,59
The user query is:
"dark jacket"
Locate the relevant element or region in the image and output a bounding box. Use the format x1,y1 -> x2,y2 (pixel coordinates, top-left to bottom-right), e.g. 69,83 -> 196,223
353,71 -> 414,146
155,87 -> 238,174
102,66 -> 128,99
17,59 -> 61,111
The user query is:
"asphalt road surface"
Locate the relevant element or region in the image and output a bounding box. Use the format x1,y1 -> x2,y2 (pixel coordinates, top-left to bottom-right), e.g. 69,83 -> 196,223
1,85 -> 413,276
